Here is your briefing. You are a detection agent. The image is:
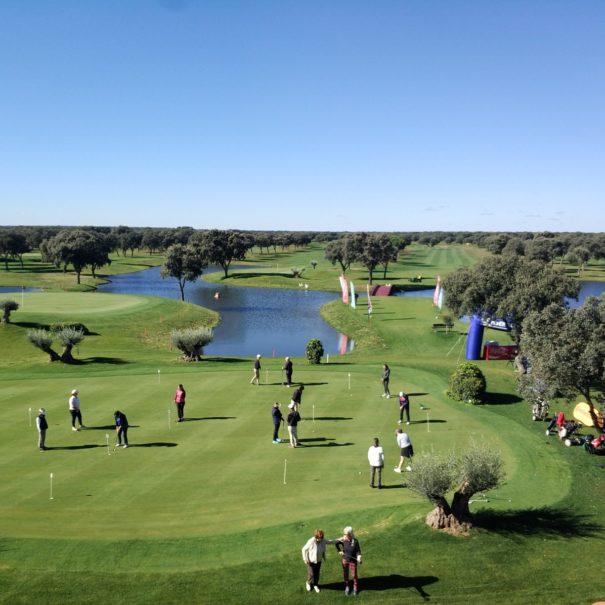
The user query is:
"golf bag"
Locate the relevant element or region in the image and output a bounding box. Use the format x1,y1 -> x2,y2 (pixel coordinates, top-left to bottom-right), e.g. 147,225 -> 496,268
560,421 -> 583,447
532,398 -> 549,421
583,434 -> 605,455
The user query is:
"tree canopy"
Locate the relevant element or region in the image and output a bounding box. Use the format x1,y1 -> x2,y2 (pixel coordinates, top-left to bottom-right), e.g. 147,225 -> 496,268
442,255 -> 579,343
161,244 -> 207,301
191,229 -> 251,278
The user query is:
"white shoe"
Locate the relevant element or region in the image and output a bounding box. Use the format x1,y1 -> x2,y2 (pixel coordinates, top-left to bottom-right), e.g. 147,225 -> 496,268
314,586 -> 320,593
306,582 -> 311,592
123,444 -> 128,448
393,467 -> 401,473
398,420 -> 402,424
72,427 -> 78,431
406,421 -> 410,425
406,465 -> 412,471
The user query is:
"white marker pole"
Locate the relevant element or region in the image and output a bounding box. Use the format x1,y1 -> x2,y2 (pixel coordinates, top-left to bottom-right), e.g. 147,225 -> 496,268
106,433 -> 110,456
326,354 -> 329,364
283,459 -> 288,485
312,404 -> 315,423
157,369 -> 161,384
49,473 -> 54,500
348,373 -> 351,390
28,407 -> 32,427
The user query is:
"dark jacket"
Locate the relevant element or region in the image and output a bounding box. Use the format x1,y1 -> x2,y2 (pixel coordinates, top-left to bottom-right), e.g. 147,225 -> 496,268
287,410 -> 301,427
336,537 -> 361,563
272,407 -> 283,425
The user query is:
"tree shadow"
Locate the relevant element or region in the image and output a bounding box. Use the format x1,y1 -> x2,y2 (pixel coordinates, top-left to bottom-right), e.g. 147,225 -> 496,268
408,392 -> 429,397
131,442 -> 178,447
486,392 -> 523,405
14,321 -> 50,329
378,484 -> 407,490
181,416 -> 236,421
80,357 -> 129,365
473,506 -> 603,539
322,574 -> 438,599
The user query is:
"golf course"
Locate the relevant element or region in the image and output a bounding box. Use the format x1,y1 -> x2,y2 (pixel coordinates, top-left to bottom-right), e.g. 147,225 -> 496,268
0,243 -> 603,605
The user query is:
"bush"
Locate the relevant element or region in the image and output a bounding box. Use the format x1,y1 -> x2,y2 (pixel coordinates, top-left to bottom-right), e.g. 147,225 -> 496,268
0,299 -> 19,324
305,338 -> 324,364
50,322 -> 90,335
171,327 -> 213,361
447,362 -> 486,404
290,267 -> 305,278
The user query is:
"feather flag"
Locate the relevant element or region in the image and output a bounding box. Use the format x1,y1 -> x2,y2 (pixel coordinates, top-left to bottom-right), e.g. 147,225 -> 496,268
433,275 -> 441,306
366,283 -> 373,316
437,287 -> 444,310
339,274 -> 349,304
350,281 -> 356,309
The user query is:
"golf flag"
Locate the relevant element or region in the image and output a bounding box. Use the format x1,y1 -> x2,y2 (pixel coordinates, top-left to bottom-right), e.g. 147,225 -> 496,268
433,275 -> 441,306
339,273 -> 349,304
437,287 -> 444,310
366,284 -> 373,315
350,281 -> 356,309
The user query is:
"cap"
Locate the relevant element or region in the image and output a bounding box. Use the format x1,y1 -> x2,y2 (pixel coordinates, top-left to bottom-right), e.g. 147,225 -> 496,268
39,408 -> 46,414
343,526 -> 353,535
399,392 -> 404,397
256,354 -> 261,358
71,389 -> 78,395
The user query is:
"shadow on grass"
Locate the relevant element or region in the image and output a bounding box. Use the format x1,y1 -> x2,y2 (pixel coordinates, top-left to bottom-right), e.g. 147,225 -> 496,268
79,357 -> 129,365
46,445 -> 103,451
298,438 -> 353,448
408,392 -> 429,397
314,416 -> 353,421
473,506 -> 603,539
85,425 -> 116,430
202,357 -> 248,363
131,442 -> 177,447
379,484 -> 407,490
14,321 -> 50,329
181,416 -> 236,422
322,574 -> 438,598
416,419 -> 446,424
486,392 -> 523,405
229,272 -> 293,279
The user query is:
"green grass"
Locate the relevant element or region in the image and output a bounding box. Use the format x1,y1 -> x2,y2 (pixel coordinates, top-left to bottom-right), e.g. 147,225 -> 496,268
0,244 -> 604,605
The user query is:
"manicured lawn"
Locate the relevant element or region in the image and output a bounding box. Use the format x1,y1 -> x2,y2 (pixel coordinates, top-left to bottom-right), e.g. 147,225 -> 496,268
0,244 -> 603,605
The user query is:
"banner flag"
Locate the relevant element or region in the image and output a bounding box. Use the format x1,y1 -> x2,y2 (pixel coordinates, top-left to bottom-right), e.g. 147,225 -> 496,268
433,275 -> 441,306
339,274 -> 349,304
366,283 -> 373,316
350,281 -> 356,309
437,287 -> 444,310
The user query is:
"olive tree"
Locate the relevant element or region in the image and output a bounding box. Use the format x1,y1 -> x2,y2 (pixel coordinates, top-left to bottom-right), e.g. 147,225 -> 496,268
161,244 -> 208,301
27,329 -> 60,362
0,299 -> 19,324
171,327 -> 214,361
406,443 -> 504,534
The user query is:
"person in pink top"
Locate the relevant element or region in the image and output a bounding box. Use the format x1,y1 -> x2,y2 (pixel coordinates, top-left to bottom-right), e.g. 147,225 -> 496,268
174,384 -> 186,422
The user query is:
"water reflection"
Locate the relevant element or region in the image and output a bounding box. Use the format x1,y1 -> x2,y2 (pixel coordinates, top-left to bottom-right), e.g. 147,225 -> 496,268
97,266 -> 351,358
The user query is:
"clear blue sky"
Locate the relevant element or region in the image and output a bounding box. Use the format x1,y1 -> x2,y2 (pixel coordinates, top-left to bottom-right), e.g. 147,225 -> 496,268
1,0 -> 603,232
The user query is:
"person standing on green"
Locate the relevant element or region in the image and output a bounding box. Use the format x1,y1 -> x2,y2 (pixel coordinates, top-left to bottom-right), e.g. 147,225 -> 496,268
250,354 -> 261,385
36,408 -> 48,451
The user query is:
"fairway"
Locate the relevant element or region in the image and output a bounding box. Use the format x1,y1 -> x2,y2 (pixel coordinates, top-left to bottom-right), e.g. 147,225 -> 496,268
1,244 -> 603,605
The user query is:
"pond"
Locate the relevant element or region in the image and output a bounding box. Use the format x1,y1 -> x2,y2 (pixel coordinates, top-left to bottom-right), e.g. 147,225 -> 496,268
97,266 -> 351,358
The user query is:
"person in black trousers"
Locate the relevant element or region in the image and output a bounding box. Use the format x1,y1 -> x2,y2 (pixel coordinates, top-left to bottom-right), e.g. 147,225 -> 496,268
272,402 -> 283,444
282,356 -> 293,387
114,410 -> 129,448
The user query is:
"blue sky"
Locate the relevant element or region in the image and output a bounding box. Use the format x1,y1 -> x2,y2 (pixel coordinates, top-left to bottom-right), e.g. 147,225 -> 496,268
1,0 -> 603,232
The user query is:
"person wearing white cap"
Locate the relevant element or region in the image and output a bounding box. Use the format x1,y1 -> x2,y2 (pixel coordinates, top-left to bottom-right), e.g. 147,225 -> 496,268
36,408 -> 48,451
282,356 -> 293,387
68,389 -> 84,431
250,354 -> 261,385
335,526 -> 362,596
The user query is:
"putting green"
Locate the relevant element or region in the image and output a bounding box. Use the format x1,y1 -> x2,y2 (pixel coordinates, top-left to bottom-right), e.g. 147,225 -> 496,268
19,292 -> 151,316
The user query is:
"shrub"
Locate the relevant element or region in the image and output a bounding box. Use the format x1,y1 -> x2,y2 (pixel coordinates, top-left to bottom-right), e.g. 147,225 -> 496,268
447,362 -> 486,404
0,299 -> 19,324
290,267 -> 305,278
305,338 -> 324,364
171,327 -> 214,361
49,322 -> 90,335
27,329 -> 60,362
310,260 -> 318,269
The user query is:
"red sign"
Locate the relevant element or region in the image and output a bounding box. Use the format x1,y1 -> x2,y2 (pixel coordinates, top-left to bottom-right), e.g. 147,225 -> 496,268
483,344 -> 518,361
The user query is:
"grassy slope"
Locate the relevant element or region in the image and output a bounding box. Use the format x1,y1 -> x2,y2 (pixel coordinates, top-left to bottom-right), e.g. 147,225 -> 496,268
0,244 -> 603,605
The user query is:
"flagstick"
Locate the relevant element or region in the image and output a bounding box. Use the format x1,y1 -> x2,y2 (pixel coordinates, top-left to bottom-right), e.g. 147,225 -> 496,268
49,473 -> 54,500
312,404 -> 315,423
326,354 -> 329,364
106,433 -> 111,456
348,373 -> 351,390
157,369 -> 161,384
283,459 -> 287,485
28,407 -> 32,427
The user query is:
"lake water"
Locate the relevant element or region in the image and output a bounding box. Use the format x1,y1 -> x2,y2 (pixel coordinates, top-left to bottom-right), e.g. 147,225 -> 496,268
97,266 -> 350,358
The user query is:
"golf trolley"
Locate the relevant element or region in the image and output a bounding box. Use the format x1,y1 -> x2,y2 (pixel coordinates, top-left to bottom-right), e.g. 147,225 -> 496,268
532,398 -> 549,421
